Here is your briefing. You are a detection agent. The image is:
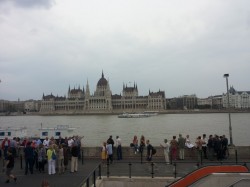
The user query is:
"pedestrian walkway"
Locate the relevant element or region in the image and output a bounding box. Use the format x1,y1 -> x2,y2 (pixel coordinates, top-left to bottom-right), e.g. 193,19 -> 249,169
0,157 -> 249,187
0,158 -> 100,187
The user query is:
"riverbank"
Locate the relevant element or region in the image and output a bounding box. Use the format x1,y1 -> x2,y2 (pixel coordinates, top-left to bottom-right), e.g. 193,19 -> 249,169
1,109 -> 250,116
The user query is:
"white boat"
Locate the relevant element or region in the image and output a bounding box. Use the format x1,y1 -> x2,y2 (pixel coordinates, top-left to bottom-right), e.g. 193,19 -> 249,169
118,113 -> 150,118
143,111 -> 159,116
0,127 -> 28,140
39,124 -> 76,139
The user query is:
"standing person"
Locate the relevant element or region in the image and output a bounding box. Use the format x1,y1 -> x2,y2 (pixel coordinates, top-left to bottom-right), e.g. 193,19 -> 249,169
24,141 -> 34,175
202,134 -> 208,159
58,144 -> 65,174
4,148 -> 17,183
74,136 -> 80,159
207,135 -> 214,161
107,136 -> 114,148
71,143 -> 78,173
195,136 -> 203,163
146,140 -> 153,162
221,135 -> 228,159
185,135 -> 194,149
170,136 -> 178,161
43,137 -> 50,150
10,137 -> 17,158
115,136 -> 122,160
38,143 -> 46,173
63,143 -> 69,171
160,139 -> 170,164
139,135 -> 145,153
47,145 -> 56,175
106,141 -> 113,164
132,135 -> 139,154
101,142 -> 107,165
2,137 -> 10,159
178,134 -> 186,160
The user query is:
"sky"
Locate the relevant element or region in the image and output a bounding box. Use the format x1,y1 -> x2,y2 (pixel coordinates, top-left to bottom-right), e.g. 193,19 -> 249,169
0,0 -> 250,101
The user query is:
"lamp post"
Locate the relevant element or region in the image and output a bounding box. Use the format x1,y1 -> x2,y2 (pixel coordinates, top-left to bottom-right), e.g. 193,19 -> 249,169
223,74 -> 234,146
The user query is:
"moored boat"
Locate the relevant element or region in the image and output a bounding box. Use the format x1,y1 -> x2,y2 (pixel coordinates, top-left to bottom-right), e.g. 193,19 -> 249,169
0,127 -> 27,140
39,124 -> 76,139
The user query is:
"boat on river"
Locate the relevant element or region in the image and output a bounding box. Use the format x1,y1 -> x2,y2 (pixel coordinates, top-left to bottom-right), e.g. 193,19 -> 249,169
143,111 -> 159,116
39,124 -> 76,139
0,127 -> 27,140
118,113 -> 151,118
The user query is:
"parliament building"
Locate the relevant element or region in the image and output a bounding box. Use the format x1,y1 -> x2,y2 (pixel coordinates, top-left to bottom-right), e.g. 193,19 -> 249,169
40,72 -> 166,114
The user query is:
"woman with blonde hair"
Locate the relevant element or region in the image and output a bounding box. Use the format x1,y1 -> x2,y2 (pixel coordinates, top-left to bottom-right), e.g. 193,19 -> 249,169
47,145 -> 56,175
101,142 -> 107,164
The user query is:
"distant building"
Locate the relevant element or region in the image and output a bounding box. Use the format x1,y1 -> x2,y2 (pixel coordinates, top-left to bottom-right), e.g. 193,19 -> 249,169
222,86 -> 250,109
197,95 -> 222,109
167,95 -> 198,110
24,100 -> 40,112
39,72 -> 166,114
0,99 -> 24,113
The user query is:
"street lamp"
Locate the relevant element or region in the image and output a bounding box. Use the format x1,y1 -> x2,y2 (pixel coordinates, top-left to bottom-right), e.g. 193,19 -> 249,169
223,74 -> 234,146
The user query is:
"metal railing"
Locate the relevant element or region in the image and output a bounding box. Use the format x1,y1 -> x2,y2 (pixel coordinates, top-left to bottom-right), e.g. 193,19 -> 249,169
79,162 -> 102,187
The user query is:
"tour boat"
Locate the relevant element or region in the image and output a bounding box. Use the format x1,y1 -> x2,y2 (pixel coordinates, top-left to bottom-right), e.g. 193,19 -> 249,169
143,111 -> 159,116
118,113 -> 150,118
39,124 -> 76,139
0,127 -> 28,140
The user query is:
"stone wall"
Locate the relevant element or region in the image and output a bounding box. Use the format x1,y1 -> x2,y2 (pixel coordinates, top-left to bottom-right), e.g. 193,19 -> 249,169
81,146 -> 250,159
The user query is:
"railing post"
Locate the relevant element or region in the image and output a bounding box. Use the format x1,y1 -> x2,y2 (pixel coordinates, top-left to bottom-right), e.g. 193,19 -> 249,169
107,162 -> 110,178
82,149 -> 84,165
86,178 -> 89,187
2,157 -> 4,171
151,162 -> 154,178
129,162 -> 132,178
93,170 -> 96,187
196,162 -> 200,169
140,149 -> 143,164
98,164 -> 102,179
235,149 -> 238,164
20,153 -> 23,169
200,150 -> 203,165
173,162 -> 177,178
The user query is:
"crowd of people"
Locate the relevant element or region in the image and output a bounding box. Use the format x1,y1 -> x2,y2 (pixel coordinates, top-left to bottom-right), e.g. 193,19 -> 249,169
0,133 -> 229,184
159,133 -> 229,164
0,135 -> 83,184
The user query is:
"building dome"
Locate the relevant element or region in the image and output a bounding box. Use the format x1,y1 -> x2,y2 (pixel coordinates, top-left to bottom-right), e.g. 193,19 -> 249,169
97,72 -> 108,86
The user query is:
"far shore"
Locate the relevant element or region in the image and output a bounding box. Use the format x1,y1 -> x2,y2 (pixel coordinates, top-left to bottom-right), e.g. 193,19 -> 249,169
1,109 -> 250,116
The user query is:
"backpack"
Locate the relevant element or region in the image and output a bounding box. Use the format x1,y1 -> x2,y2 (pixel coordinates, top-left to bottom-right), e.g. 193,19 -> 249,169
52,150 -> 57,160
152,147 -> 156,155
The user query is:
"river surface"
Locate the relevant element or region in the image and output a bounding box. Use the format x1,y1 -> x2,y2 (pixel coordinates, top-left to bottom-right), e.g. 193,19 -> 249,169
0,113 -> 249,147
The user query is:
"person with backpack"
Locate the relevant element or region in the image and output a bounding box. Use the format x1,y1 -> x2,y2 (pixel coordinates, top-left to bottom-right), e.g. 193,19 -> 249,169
47,144 -> 56,175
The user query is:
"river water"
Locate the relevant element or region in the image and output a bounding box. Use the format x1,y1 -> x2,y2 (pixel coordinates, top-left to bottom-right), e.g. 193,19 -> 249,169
0,113 -> 249,147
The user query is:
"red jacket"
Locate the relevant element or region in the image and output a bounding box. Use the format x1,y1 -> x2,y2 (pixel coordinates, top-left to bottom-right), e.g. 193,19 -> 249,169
1,139 -> 10,149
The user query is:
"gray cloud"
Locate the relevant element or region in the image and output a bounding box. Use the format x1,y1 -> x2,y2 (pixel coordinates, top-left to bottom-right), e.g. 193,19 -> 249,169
0,0 -> 55,9
0,0 -> 250,101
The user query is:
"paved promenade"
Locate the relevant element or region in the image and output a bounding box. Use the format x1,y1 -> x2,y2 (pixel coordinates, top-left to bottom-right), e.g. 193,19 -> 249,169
0,157 -> 249,187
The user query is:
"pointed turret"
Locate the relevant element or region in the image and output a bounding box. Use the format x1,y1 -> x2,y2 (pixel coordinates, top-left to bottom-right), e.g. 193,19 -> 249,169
86,79 -> 90,98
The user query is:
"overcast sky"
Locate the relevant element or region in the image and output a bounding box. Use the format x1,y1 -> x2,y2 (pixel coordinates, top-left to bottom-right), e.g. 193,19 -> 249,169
0,0 -> 250,101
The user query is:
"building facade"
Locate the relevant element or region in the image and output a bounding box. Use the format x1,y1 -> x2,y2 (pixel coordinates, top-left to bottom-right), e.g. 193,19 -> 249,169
40,72 -> 166,114
197,95 -> 222,109
222,86 -> 250,109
